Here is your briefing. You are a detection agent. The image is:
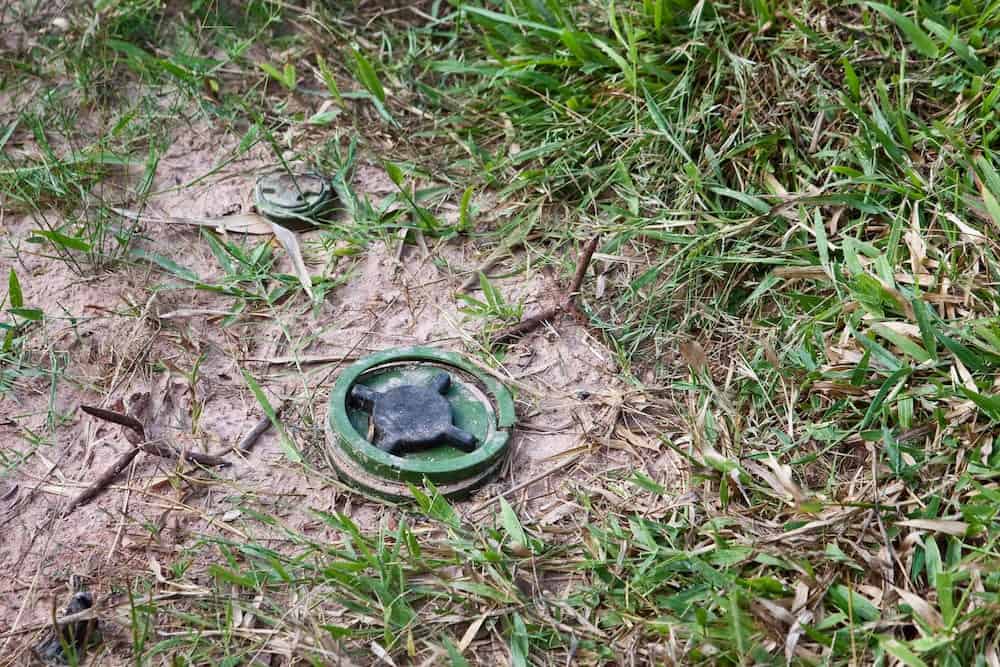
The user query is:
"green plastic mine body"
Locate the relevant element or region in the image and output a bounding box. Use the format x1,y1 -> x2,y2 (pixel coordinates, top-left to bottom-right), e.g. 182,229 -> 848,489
327,347 -> 515,499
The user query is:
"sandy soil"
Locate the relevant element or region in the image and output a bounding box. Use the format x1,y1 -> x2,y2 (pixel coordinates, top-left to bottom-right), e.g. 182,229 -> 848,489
0,122 -> 661,663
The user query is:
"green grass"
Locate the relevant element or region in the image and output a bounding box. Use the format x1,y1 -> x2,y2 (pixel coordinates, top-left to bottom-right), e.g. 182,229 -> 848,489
3,0 -> 1000,664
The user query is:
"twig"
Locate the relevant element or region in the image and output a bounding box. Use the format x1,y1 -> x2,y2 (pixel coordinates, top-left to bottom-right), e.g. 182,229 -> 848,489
82,403 -> 226,465
564,235 -> 600,311
237,402 -> 285,452
140,442 -> 230,467
63,448 -> 142,517
489,235 -> 600,346
459,240 -> 526,292
79,405 -> 144,439
896,422 -> 935,443
65,403 -> 229,516
490,306 -> 561,346
241,352 -> 363,365
460,256 -> 503,291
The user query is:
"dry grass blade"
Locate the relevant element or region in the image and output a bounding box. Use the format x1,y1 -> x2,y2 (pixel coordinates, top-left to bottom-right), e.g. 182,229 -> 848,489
270,221 -> 315,300
111,207 -> 275,235
895,519 -> 969,536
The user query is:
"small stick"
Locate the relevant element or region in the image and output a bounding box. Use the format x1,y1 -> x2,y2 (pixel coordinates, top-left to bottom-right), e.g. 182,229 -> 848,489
81,404 -> 225,465
65,404 -> 150,515
63,448 -> 142,517
80,405 -> 144,438
563,235 -> 600,310
488,235 -> 600,346
460,256 -> 503,292
66,403 -> 229,516
237,402 -> 285,452
241,352 -> 362,365
140,442 -> 230,467
489,306 -> 561,346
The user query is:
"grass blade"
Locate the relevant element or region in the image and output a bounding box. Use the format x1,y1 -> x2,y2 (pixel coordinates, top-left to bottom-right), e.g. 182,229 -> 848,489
242,371 -> 300,463
7,269 -> 23,309
510,613 -> 529,667
865,3 -> 938,58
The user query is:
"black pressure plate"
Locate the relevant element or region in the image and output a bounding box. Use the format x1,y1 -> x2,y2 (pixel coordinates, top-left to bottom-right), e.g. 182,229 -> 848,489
348,372 -> 478,456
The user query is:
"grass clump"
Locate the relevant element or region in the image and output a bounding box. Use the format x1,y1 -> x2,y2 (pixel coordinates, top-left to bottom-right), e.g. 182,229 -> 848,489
396,1 -> 1000,663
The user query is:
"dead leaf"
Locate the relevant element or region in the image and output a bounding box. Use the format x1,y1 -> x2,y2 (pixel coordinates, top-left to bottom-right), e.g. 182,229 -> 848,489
458,613 -> 487,652
270,222 -> 315,300
944,212 -> 986,243
825,343 -> 864,366
149,555 -> 167,583
872,277 -> 916,320
905,203 -> 928,276
754,597 -> 794,624
679,340 -> 707,373
744,458 -> 805,506
763,341 -> 781,369
896,519 -> 968,536
370,642 -> 397,667
773,266 -> 829,281
230,586 -> 244,628
764,455 -> 805,504
595,271 -> 607,299
792,581 -> 809,613
221,509 -> 242,522
952,356 -> 978,394
894,587 -> 943,629
875,321 -> 922,338
617,426 -> 661,452
785,609 -> 813,664
111,207 -> 274,235
762,172 -> 789,197
809,380 -> 867,397
987,646 -> 1000,667
895,272 -> 936,287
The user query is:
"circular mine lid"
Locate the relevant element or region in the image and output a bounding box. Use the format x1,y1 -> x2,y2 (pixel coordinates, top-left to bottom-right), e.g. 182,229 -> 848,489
253,171 -> 335,226
327,347 -> 515,501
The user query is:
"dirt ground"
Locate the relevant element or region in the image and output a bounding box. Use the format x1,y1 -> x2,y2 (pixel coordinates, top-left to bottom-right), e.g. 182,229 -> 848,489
0,124 -> 667,663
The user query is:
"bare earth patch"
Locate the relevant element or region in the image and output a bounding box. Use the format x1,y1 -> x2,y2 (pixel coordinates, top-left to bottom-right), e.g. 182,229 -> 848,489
0,123 -> 660,663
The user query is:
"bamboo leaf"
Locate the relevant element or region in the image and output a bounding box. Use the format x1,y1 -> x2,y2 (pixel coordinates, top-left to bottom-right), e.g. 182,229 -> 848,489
243,371 -> 300,463
510,613 -> 529,667
498,498 -> 529,550
922,19 -> 984,72
961,388 -> 1000,421
8,269 -> 23,309
352,49 -> 386,103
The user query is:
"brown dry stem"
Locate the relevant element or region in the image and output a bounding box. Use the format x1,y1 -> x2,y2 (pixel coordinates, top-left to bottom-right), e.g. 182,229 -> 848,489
65,402 -> 228,517
489,235 -> 600,346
